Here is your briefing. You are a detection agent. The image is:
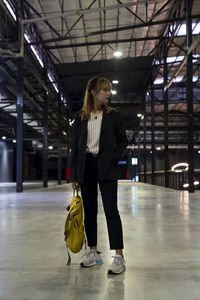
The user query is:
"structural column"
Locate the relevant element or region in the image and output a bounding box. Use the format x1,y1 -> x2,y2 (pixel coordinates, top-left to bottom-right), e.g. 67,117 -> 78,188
57,99 -> 62,185
137,140 -> 141,182
16,57 -> 24,193
143,93 -> 147,183
186,0 -> 194,192
66,113 -> 71,183
164,45 -> 169,188
43,91 -> 48,187
151,76 -> 155,185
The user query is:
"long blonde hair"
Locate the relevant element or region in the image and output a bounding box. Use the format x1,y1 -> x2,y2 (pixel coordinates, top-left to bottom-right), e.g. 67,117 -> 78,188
81,76 -> 113,120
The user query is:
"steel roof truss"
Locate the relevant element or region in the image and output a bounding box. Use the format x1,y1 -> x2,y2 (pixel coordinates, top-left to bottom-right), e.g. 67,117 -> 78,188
23,0 -> 62,38
63,0 -> 97,38
116,0 -> 146,24
149,0 -> 172,22
58,0 -> 77,62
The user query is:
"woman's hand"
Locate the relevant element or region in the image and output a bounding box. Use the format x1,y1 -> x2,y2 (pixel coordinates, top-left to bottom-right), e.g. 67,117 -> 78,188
72,181 -> 80,191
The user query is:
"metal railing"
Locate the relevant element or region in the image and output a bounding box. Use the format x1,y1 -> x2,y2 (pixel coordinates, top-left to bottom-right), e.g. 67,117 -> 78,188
139,170 -> 200,190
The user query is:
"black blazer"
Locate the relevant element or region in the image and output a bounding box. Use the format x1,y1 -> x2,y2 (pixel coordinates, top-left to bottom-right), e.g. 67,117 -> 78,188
70,106 -> 128,184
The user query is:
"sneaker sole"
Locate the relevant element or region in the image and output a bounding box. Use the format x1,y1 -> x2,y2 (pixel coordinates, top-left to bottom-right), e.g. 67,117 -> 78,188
80,259 -> 103,268
108,265 -> 126,275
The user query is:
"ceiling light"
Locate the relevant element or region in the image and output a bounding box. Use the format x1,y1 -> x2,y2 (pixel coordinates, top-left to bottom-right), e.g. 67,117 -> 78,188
48,73 -> 59,93
156,147 -> 161,150
114,51 -> 122,57
155,54 -> 200,66
183,183 -> 189,188
194,181 -> 199,186
3,0 -> 17,21
2,136 -> 6,140
183,181 -> 199,188
24,33 -> 31,43
198,150 -> 200,154
69,119 -> 75,126
13,139 -> 16,143
30,45 -> 44,68
174,76 -> 184,83
132,158 -> 138,165
48,146 -> 53,150
24,32 -> 44,68
171,163 -> 189,172
111,90 -> 117,95
193,54 -> 200,61
193,76 -> 199,82
167,56 -> 184,63
112,80 -> 119,84
137,113 -> 142,118
154,78 -> 164,85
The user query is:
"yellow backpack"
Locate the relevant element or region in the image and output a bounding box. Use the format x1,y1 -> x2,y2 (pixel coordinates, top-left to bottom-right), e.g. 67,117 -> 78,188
64,190 -> 85,265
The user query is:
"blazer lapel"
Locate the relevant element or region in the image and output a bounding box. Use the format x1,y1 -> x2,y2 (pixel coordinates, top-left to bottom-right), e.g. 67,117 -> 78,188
81,119 -> 88,147
99,107 -> 108,153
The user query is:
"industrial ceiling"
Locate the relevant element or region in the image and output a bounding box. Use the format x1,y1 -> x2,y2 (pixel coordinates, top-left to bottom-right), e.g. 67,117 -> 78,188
0,0 -> 200,150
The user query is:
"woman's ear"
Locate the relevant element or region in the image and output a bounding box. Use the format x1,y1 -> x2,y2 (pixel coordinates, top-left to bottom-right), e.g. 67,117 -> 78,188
91,89 -> 96,96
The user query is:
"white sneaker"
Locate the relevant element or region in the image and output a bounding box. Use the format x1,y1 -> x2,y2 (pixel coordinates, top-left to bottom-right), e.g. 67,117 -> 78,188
80,250 -> 103,267
108,255 -> 126,274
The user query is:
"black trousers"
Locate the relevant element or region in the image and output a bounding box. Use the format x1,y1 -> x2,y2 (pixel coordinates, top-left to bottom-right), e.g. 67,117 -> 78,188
80,153 -> 124,250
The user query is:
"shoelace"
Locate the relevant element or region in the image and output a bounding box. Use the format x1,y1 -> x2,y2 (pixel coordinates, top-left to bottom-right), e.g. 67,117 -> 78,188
81,250 -> 96,259
112,256 -> 124,265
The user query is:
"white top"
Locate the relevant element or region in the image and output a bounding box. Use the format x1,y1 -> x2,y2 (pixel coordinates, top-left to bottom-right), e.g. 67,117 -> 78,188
86,111 -> 103,154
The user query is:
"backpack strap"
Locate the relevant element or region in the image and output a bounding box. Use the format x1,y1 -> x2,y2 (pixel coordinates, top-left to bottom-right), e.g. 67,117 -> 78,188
73,189 -> 79,197
66,247 -> 71,266
66,189 -> 79,211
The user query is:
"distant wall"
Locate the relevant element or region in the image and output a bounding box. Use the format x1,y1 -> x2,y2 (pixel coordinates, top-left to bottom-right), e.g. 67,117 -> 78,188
0,142 -> 14,182
139,149 -> 200,172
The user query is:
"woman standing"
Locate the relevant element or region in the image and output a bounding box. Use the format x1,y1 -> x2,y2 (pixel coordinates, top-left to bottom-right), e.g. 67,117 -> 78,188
70,76 -> 128,274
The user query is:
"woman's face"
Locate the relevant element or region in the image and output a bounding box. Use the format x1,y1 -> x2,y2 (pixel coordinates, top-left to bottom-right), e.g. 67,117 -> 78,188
92,87 -> 111,105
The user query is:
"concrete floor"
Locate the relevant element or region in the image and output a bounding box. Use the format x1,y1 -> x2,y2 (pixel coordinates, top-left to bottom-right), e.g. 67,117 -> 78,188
0,181 -> 200,300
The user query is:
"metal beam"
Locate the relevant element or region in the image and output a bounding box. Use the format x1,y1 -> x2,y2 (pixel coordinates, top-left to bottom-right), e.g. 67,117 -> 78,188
143,94 -> 147,183
57,99 -> 62,185
164,45 -> 169,188
58,0 -> 77,62
141,3 -> 157,56
151,75 -> 155,185
66,112 -> 71,183
116,0 -> 146,24
149,0 -> 172,22
186,0 -> 194,193
23,0 -> 62,38
47,36 -> 163,50
22,1 -> 164,25
89,44 -> 105,62
16,57 -> 24,193
43,91 -> 48,188
63,0 -> 97,37
127,0 -> 139,57
28,14 -> 200,46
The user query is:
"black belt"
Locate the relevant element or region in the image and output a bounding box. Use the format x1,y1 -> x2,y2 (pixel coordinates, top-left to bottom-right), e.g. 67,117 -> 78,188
86,152 -> 99,158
